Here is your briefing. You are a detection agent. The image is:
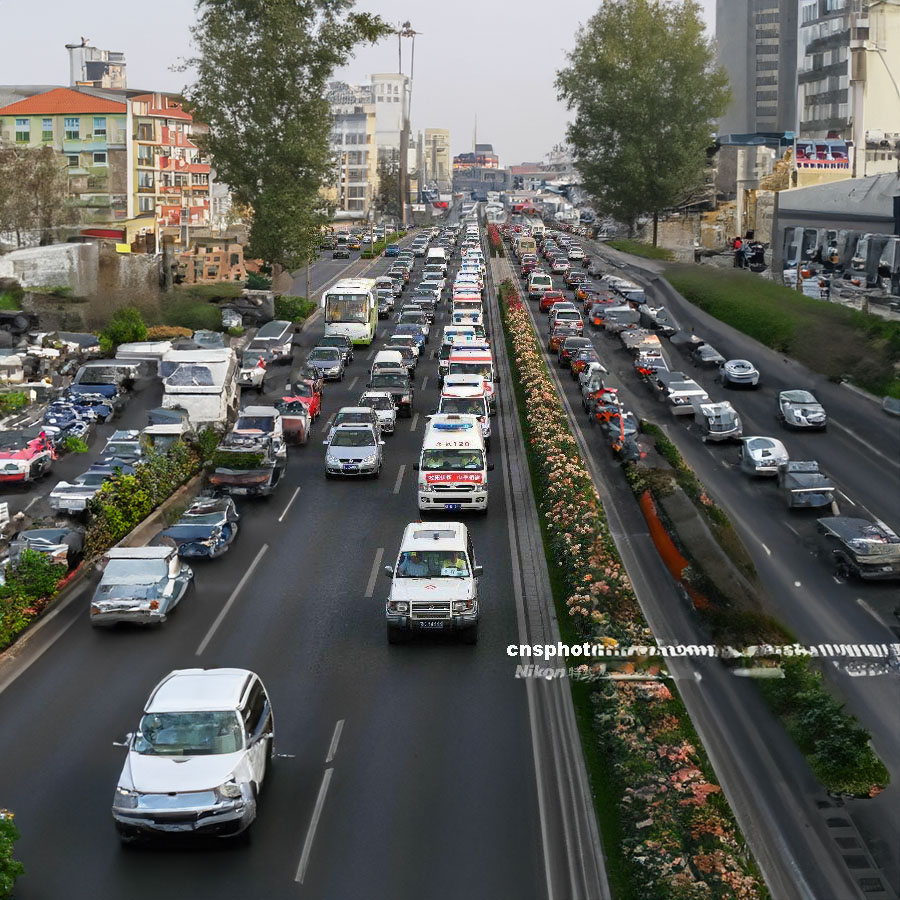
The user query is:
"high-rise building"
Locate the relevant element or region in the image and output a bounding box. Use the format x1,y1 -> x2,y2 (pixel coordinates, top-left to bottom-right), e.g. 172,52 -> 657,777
370,73 -> 410,164
715,0 -> 798,134
423,128 -> 451,189
65,39 -> 127,90
326,81 -> 378,216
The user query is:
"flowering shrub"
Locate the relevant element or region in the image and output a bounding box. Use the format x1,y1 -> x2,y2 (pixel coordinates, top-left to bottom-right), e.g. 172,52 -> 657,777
498,277 -> 765,899
0,810 -> 24,900
0,550 -> 67,652
487,224 -> 504,257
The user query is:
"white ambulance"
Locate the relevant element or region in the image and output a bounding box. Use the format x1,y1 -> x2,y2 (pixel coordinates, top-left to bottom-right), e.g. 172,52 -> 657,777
447,344 -> 496,414
438,373 -> 492,449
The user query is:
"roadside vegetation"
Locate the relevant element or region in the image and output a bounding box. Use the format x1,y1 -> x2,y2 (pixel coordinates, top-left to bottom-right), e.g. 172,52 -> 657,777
0,392 -> 29,418
274,295 -> 316,323
665,264 -> 900,398
497,276 -> 767,900
608,239 -> 674,261
360,231 -> 403,258
99,306 -> 147,355
0,550 -> 67,652
0,809 -> 24,899
0,284 -> 23,310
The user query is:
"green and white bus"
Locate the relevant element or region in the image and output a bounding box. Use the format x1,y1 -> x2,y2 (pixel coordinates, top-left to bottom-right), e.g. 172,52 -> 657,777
322,278 -> 378,345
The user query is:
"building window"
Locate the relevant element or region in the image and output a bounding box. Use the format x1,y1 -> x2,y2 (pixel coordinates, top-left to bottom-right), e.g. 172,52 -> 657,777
93,151 -> 107,166
93,117 -> 107,138
138,171 -> 155,190
14,119 -> 30,143
137,123 -> 153,141
138,196 -> 154,212
64,117 -> 80,141
66,154 -> 79,168
41,118 -> 53,141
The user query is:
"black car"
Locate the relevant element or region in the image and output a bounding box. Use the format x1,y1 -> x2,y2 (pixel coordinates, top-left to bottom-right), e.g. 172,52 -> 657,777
317,334 -> 354,364
333,246 -> 351,259
378,297 -> 392,319
368,369 -> 414,416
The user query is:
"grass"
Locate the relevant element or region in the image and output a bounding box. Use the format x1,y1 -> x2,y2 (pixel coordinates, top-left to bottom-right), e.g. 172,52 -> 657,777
172,283 -> 244,302
665,264 -> 900,398
608,239 -> 674,261
0,287 -> 23,310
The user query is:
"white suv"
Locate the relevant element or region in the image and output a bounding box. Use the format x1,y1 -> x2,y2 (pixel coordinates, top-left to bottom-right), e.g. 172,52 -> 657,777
112,668 -> 274,842
384,522 -> 481,644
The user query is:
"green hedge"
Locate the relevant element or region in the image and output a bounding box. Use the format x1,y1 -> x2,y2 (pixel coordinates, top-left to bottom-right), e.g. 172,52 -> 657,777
608,239 -> 674,261
85,442 -> 200,558
274,295 -> 316,322
0,550 -> 67,652
0,392 -> 29,417
665,265 -> 900,398
360,231 -> 402,258
0,811 -> 24,899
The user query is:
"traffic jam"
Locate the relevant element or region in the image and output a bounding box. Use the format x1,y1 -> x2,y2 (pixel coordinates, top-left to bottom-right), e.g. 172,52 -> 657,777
504,218 -> 900,585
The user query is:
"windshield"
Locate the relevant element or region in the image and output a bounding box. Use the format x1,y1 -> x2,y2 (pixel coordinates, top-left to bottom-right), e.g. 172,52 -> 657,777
396,550 -> 470,578
448,362 -> 492,379
308,348 -> 340,362
324,294 -> 369,324
77,368 -> 119,385
421,448 -> 484,471
235,416 -> 274,433
292,382 -> 314,398
134,710 -> 243,756
363,396 -> 393,410
371,374 -> 407,388
335,412 -> 371,426
440,397 -> 485,416
77,473 -> 110,486
331,429 -> 376,447
319,337 -> 347,349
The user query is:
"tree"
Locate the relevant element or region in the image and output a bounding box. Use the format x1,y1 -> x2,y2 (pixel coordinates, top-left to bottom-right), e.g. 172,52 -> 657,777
183,0 -> 391,271
0,145 -> 73,247
99,306 -> 148,355
556,0 -> 730,243
374,158 -> 401,220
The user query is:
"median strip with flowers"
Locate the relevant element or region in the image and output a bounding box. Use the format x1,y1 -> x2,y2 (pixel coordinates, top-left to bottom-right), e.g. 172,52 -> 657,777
497,277 -> 766,900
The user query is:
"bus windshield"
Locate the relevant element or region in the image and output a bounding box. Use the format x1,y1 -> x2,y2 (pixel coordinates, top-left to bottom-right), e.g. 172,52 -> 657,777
325,294 -> 369,324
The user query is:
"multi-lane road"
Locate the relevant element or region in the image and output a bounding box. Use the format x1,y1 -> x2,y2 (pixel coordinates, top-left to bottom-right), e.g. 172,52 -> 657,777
0,233 -> 555,898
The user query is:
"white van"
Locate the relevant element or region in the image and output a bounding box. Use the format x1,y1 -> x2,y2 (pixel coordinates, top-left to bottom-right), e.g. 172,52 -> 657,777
426,247 -> 448,273
415,414 -> 491,513
439,374 -> 492,448
447,344 -> 496,413
371,350 -> 405,380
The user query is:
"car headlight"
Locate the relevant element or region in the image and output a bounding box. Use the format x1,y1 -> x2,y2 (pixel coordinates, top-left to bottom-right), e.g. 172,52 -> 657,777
452,601 -> 467,613
326,453 -> 340,465
362,454 -> 377,465
420,483 -> 434,493
218,779 -> 243,800
114,787 -> 138,809
391,601 -> 409,614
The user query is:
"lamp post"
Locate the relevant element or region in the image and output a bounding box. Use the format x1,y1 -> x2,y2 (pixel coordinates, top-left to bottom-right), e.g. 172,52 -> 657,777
397,21 -> 420,228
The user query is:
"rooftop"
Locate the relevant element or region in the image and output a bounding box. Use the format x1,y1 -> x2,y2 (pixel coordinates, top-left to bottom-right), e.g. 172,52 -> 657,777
0,86 -> 126,116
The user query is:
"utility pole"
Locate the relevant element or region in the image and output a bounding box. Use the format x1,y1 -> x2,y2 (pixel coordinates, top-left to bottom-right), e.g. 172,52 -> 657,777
396,21 -> 419,229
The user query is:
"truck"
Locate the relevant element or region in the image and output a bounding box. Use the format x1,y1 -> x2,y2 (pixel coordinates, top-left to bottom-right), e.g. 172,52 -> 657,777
207,406 -> 287,497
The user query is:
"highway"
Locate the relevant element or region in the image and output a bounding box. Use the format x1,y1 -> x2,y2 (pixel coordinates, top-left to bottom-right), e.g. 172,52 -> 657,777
0,231 -> 553,899
503,238 -> 898,900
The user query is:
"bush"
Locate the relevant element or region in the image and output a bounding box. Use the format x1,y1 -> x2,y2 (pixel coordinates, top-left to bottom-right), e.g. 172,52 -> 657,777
0,392 -> 29,417
99,306 -> 147,355
84,442 -> 200,558
759,658 -> 889,796
227,325 -> 244,337
159,293 -> 224,332
274,295 -> 316,323
666,265 -> 900,398
0,289 -> 22,310
61,435 -> 89,454
608,239 -> 674,261
0,812 -> 25,900
0,549 -> 67,651
246,272 -> 272,290
146,325 -> 193,340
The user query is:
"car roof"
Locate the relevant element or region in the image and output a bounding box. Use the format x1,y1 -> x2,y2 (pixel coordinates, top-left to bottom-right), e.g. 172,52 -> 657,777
146,668 -> 254,713
105,546 -> 174,560
401,521 -> 467,550
335,406 -> 372,415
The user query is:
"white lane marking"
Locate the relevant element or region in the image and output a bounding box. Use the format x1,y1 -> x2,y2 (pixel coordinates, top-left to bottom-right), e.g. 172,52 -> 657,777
320,413 -> 335,434
364,547 -> 385,598
195,544 -> 269,655
793,581 -> 802,587
365,346 -> 377,360
294,767 -> 334,883
830,419 -> 899,468
24,495 -> 40,513
837,490 -> 853,504
759,542 -> 772,556
410,412 -> 419,431
421,375 -> 429,391
784,523 -> 801,537
856,597 -> 888,627
832,575 -> 843,585
347,376 -> 358,392
278,487 -> 301,523
392,464 -> 406,495
325,719 -> 345,764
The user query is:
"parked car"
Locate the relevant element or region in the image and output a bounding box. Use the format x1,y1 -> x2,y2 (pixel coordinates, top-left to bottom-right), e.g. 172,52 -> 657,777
0,427 -> 55,484
305,346 -> 345,381
776,390 -> 827,430
9,527 -> 83,568
358,390 -> 397,435
158,495 -> 240,559
90,546 -> 193,627
49,463 -> 134,515
739,436 -> 789,475
691,344 -> 726,368
324,423 -> 384,478
100,430 -> 143,466
111,668 -> 274,842
816,517 -> 900,581
720,358 -> 760,388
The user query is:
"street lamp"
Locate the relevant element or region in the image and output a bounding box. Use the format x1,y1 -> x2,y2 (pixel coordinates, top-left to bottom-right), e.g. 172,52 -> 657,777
397,21 -> 420,228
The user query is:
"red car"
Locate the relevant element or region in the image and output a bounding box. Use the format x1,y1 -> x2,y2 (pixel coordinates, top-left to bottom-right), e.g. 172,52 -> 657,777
0,427 -> 55,484
290,377 -> 322,419
539,290 -> 567,313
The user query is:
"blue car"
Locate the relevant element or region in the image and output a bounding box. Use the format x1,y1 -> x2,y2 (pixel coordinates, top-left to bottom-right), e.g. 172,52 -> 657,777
384,244 -> 401,257
391,323 -> 426,352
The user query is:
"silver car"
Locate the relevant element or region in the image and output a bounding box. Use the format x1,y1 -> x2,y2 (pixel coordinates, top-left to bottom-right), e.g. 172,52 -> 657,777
777,390 -> 827,429
306,346 -> 345,381
112,668 -> 274,842
324,423 -> 384,478
359,391 -> 397,434
739,436 -> 789,476
720,358 -> 760,388
326,406 -> 382,443
90,546 -> 193,627
49,464 -> 134,515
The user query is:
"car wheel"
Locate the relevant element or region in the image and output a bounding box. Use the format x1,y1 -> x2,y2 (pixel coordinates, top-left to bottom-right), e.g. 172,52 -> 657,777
373,464 -> 381,479
461,625 -> 478,645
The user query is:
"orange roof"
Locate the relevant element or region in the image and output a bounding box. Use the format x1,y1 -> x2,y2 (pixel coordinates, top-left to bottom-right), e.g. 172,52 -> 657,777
0,87 -> 126,116
131,93 -> 193,121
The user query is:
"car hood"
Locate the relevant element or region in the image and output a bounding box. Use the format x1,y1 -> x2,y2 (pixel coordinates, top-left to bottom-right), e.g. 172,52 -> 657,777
786,403 -> 826,422
390,579 -> 473,603
123,750 -> 245,793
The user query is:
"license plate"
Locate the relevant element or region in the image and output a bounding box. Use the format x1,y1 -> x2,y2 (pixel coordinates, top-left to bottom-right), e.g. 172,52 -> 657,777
444,503 -> 461,510
343,465 -> 358,472
417,620 -> 446,630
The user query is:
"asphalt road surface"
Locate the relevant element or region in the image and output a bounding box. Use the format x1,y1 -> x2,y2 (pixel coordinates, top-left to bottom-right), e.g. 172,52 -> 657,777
0,232 -> 547,899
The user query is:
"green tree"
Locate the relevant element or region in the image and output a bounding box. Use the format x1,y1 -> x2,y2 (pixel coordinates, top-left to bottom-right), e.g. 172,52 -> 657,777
556,0 -> 730,243
99,306 -> 148,355
374,158 -> 401,220
183,0 -> 391,271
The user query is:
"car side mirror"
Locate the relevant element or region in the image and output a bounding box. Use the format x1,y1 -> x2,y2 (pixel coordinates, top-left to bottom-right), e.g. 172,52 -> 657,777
473,565 -> 483,577
384,565 -> 394,577
412,463 -> 420,471
487,462 -> 495,471
379,440 -> 385,446
494,375 -> 500,382
113,732 -> 133,748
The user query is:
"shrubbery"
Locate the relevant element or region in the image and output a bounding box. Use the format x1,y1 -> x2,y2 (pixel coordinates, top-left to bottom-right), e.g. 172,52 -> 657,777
99,306 -> 147,355
246,271 -> 273,290
0,811 -> 25,899
274,295 -> 316,323
360,232 -> 402,258
0,550 -> 67,651
145,325 -> 194,340
0,392 -> 29,417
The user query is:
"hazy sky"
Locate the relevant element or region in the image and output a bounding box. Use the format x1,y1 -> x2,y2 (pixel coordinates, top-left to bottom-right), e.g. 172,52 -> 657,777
1,0 -> 715,165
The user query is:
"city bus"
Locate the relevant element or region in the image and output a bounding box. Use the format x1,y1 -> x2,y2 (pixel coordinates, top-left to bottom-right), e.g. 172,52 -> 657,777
515,234 -> 537,259
322,278 -> 378,345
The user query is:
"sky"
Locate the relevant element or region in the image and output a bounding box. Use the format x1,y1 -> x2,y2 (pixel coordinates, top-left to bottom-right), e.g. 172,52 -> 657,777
1,0 -> 715,165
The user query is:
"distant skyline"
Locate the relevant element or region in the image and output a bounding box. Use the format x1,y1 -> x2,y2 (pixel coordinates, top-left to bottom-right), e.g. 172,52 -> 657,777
1,0 -> 715,164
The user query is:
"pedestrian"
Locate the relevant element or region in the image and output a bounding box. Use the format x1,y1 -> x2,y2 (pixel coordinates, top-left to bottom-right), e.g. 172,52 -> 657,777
732,235 -> 744,268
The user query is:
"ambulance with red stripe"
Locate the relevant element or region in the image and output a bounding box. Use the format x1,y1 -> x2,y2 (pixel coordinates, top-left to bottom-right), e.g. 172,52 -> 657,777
447,343 -> 496,414
415,414 -> 491,514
